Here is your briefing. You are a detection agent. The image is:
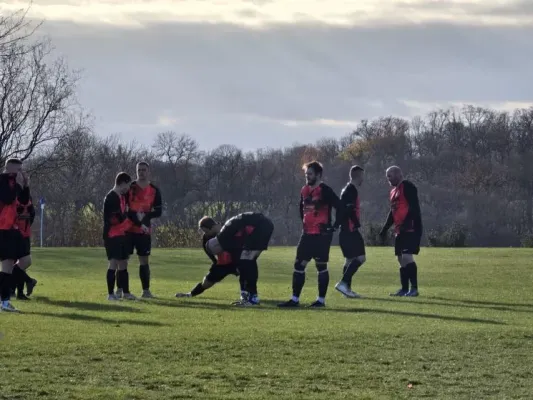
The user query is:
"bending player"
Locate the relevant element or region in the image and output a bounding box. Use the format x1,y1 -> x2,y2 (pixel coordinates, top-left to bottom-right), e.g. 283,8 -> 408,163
205,212 -> 274,306
175,217 -> 244,299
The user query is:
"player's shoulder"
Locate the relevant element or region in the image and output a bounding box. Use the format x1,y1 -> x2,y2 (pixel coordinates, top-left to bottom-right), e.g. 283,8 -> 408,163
149,182 -> 160,191
402,180 -> 417,190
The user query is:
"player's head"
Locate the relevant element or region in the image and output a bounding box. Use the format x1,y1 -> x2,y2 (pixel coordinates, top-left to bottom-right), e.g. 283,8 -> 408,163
303,161 -> 323,186
4,158 -> 23,174
115,172 -> 132,194
350,165 -> 364,186
386,165 -> 403,187
206,237 -> 223,255
198,216 -> 220,236
136,161 -> 150,181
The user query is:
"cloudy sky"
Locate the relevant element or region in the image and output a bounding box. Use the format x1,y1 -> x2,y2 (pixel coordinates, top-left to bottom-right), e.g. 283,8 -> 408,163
2,0 -> 533,150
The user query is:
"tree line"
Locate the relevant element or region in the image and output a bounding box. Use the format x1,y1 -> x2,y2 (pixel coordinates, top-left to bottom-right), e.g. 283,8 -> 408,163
2,7 -> 533,248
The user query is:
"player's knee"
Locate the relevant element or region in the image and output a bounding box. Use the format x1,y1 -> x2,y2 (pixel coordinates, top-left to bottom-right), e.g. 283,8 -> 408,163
401,254 -> 414,265
117,260 -> 128,270
138,255 -> 149,264
108,260 -> 118,270
241,250 -> 261,260
294,259 -> 307,273
357,255 -> 366,264
315,262 -> 328,273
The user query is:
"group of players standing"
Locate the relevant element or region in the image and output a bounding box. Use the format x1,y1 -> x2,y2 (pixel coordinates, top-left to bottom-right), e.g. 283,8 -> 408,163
176,161 -> 423,307
0,157 -> 422,312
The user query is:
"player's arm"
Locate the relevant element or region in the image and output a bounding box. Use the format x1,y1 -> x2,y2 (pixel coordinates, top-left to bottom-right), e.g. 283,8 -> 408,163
28,196 -> 36,225
217,216 -> 243,250
202,235 -> 218,264
403,182 -> 422,234
18,186 -> 30,204
379,211 -> 394,238
104,193 -> 125,226
146,187 -> 163,220
299,194 -> 304,221
323,185 -> 343,229
0,174 -> 22,204
125,190 -> 142,226
341,185 -> 359,227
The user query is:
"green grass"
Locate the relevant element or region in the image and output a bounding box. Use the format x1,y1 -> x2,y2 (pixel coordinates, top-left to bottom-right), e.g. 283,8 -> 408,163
1,247 -> 533,400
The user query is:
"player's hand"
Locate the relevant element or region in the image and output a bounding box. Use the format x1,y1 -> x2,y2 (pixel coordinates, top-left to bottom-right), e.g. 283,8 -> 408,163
137,212 -> 145,221
175,292 -> 191,298
141,224 -> 149,233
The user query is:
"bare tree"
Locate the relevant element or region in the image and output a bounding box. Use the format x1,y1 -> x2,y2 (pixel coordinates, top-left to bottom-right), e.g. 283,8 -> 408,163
0,7 -> 80,164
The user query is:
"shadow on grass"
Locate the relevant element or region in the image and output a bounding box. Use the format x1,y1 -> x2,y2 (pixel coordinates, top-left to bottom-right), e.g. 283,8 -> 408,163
27,311 -> 168,326
364,296 -> 533,314
429,297 -> 533,309
152,298 -> 506,325
33,296 -> 142,313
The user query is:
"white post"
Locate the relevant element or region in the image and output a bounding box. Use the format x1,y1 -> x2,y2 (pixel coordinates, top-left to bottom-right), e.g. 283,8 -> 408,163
40,198 -> 45,247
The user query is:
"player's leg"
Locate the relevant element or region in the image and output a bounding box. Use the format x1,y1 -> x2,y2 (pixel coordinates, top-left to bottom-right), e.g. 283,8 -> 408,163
117,238 -> 135,300
0,231 -> 20,311
278,235 -> 312,307
234,250 -> 262,306
137,234 -> 153,298
14,255 -> 32,300
106,238 -> 119,300
117,233 -> 134,297
390,234 -> 410,296
402,233 -> 420,296
308,234 -> 333,308
336,231 -> 366,298
176,265 -> 230,298
106,259 -> 119,300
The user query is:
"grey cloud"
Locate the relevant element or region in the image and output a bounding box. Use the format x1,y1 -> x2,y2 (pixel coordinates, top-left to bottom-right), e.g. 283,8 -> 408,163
39,20 -> 533,149
395,0 -> 533,17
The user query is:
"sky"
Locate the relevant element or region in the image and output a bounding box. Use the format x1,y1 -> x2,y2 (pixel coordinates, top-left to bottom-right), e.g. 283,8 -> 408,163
2,0 -> 533,151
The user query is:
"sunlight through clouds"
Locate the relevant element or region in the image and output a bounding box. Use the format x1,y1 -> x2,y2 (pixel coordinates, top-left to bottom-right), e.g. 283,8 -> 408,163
1,0 -> 532,27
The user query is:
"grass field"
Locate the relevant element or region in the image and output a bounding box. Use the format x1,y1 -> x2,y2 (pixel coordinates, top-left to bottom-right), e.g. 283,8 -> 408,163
1,247 -> 533,400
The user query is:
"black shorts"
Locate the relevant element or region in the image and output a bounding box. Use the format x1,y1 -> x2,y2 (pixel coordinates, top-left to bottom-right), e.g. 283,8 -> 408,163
244,219 -> 274,251
105,236 -> 130,261
205,264 -> 239,283
339,230 -> 366,259
17,237 -> 31,259
296,233 -> 333,263
394,232 -> 421,256
0,229 -> 23,261
127,233 -> 151,257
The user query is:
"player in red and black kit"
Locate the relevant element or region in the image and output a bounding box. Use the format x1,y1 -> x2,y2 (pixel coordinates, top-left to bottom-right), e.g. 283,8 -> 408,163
278,161 -> 342,308
205,212 -> 274,306
11,185 -> 38,300
103,172 -> 136,301
124,162 -> 162,299
0,158 -> 26,312
334,165 -> 367,299
175,217 -> 245,299
379,166 -> 422,297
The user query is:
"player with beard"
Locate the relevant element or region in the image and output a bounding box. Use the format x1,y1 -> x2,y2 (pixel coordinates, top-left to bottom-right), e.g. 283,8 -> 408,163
379,166 -> 422,297
175,217 -> 246,300
278,161 -> 342,308
205,212 -> 274,306
334,165 -> 367,298
121,162 -> 162,299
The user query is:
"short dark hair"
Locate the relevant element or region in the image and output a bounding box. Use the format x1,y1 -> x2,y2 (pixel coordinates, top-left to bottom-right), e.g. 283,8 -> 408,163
350,165 -> 364,179
5,158 -> 22,166
115,172 -> 132,186
137,161 -> 150,168
303,161 -> 323,176
198,216 -> 217,230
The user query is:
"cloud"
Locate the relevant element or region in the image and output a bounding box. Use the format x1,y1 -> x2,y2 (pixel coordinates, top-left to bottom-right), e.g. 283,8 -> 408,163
3,2 -> 531,150
1,0 -> 533,27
